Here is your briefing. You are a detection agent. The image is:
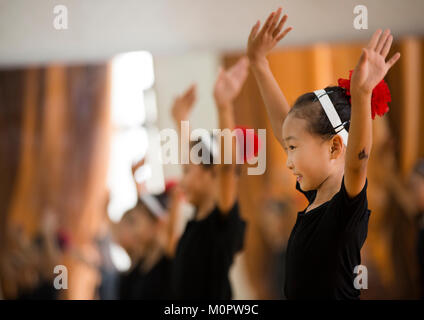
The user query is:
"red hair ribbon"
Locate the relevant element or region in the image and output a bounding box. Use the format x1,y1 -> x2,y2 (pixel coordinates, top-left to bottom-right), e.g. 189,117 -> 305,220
337,70 -> 391,120
234,126 -> 261,162
164,179 -> 178,192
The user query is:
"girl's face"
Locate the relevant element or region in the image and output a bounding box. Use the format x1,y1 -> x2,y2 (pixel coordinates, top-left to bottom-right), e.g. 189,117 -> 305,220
181,163 -> 215,206
282,114 -> 343,191
116,208 -> 157,253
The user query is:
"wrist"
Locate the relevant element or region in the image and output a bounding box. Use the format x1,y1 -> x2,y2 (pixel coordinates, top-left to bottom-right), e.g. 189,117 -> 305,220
249,56 -> 269,71
351,87 -> 372,100
216,100 -> 233,111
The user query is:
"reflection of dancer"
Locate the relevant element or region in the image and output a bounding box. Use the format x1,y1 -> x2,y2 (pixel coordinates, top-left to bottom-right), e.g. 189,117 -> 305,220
247,7 -> 400,299
260,195 -> 295,299
170,58 -> 248,299
410,160 -> 424,299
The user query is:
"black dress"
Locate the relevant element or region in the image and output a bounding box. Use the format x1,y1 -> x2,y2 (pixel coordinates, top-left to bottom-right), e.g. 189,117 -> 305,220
119,255 -> 172,300
285,176 -> 371,300
417,217 -> 424,299
172,202 -> 246,299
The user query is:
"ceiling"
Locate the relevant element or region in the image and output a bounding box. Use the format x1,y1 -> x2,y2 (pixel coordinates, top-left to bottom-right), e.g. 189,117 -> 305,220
1,0 -> 423,66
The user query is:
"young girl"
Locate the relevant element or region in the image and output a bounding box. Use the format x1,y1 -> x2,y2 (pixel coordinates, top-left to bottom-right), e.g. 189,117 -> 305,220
114,179 -> 183,299
170,58 -> 249,299
247,7 -> 400,299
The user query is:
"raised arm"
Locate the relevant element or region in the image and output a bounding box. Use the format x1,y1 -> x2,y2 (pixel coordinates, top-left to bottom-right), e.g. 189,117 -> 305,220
171,84 -> 196,134
164,184 -> 184,257
247,7 -> 293,146
346,29 -> 400,197
213,57 -> 249,213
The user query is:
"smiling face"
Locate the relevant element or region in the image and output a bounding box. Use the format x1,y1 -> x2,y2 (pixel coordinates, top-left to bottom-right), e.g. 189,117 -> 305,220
282,113 -> 344,191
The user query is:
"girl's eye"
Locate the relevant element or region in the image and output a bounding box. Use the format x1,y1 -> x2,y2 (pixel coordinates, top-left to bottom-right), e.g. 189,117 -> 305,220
288,146 -> 296,150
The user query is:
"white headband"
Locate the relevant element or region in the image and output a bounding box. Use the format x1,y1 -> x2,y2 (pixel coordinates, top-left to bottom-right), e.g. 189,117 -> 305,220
139,194 -> 166,218
313,89 -> 349,146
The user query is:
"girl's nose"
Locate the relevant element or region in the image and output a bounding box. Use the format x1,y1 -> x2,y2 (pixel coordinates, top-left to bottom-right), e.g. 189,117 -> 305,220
286,156 -> 294,170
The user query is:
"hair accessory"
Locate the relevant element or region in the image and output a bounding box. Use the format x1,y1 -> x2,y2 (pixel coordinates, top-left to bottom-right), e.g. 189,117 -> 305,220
338,70 -> 391,119
234,126 -> 261,162
139,194 -> 166,218
313,89 -> 349,146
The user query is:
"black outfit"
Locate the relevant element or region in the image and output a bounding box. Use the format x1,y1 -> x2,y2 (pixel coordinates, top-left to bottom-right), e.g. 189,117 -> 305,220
172,202 -> 246,299
285,176 -> 371,300
119,255 -> 172,300
417,217 -> 424,299
17,281 -> 59,300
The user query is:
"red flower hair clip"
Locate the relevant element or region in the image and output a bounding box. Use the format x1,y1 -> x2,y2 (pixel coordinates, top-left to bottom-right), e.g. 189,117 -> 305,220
337,70 -> 391,119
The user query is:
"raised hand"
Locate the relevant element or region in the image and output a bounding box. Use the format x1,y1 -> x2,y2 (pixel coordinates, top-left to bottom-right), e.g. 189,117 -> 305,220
171,84 -> 197,124
213,56 -> 249,107
351,29 -> 401,96
247,7 -> 292,63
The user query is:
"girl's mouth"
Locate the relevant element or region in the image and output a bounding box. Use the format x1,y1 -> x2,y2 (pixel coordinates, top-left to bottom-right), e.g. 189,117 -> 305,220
296,175 -> 303,182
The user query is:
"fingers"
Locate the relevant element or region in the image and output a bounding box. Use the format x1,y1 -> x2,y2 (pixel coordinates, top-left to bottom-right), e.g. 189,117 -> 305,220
183,84 -> 197,103
259,11 -> 275,36
225,57 -> 249,86
272,14 -> 287,38
268,7 -> 282,35
376,29 -> 391,53
276,26 -> 293,42
381,34 -> 393,58
229,57 -> 249,80
367,29 -> 382,50
386,52 -> 401,69
248,20 -> 260,42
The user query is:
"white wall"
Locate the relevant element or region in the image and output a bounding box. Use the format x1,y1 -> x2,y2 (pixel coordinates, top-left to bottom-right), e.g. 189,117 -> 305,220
153,51 -> 220,179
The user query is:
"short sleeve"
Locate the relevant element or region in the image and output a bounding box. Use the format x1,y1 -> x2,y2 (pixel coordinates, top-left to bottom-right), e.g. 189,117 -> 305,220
336,176 -> 370,227
215,202 -> 247,254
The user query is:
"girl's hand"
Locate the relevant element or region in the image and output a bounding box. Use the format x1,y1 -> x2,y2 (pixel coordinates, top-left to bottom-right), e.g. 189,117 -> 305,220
171,84 -> 197,124
247,7 -> 292,64
213,56 -> 249,107
351,29 -> 401,96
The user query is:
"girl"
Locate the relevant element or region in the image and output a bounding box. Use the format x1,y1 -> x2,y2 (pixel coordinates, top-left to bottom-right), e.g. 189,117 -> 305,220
170,58 -> 249,299
247,7 -> 400,299
114,178 -> 183,299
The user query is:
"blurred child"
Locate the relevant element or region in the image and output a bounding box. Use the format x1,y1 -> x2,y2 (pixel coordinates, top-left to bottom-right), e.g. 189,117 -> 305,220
114,180 -> 183,299
170,58 -> 249,299
410,159 -> 424,299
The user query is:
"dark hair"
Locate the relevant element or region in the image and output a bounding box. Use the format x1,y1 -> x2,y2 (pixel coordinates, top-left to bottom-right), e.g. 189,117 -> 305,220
289,86 -> 351,141
121,200 -> 158,222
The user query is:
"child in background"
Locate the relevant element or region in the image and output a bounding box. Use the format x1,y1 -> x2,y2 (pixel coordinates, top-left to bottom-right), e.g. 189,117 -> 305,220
170,58 -> 249,299
114,177 -> 183,299
247,7 -> 400,299
409,159 -> 424,299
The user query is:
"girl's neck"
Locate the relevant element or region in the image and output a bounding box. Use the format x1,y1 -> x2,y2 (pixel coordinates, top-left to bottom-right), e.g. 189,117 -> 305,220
312,169 -> 344,208
140,241 -> 164,273
195,193 -> 216,221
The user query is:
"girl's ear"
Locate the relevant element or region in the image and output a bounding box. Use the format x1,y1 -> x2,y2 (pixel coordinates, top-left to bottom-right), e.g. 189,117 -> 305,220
330,135 -> 344,159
